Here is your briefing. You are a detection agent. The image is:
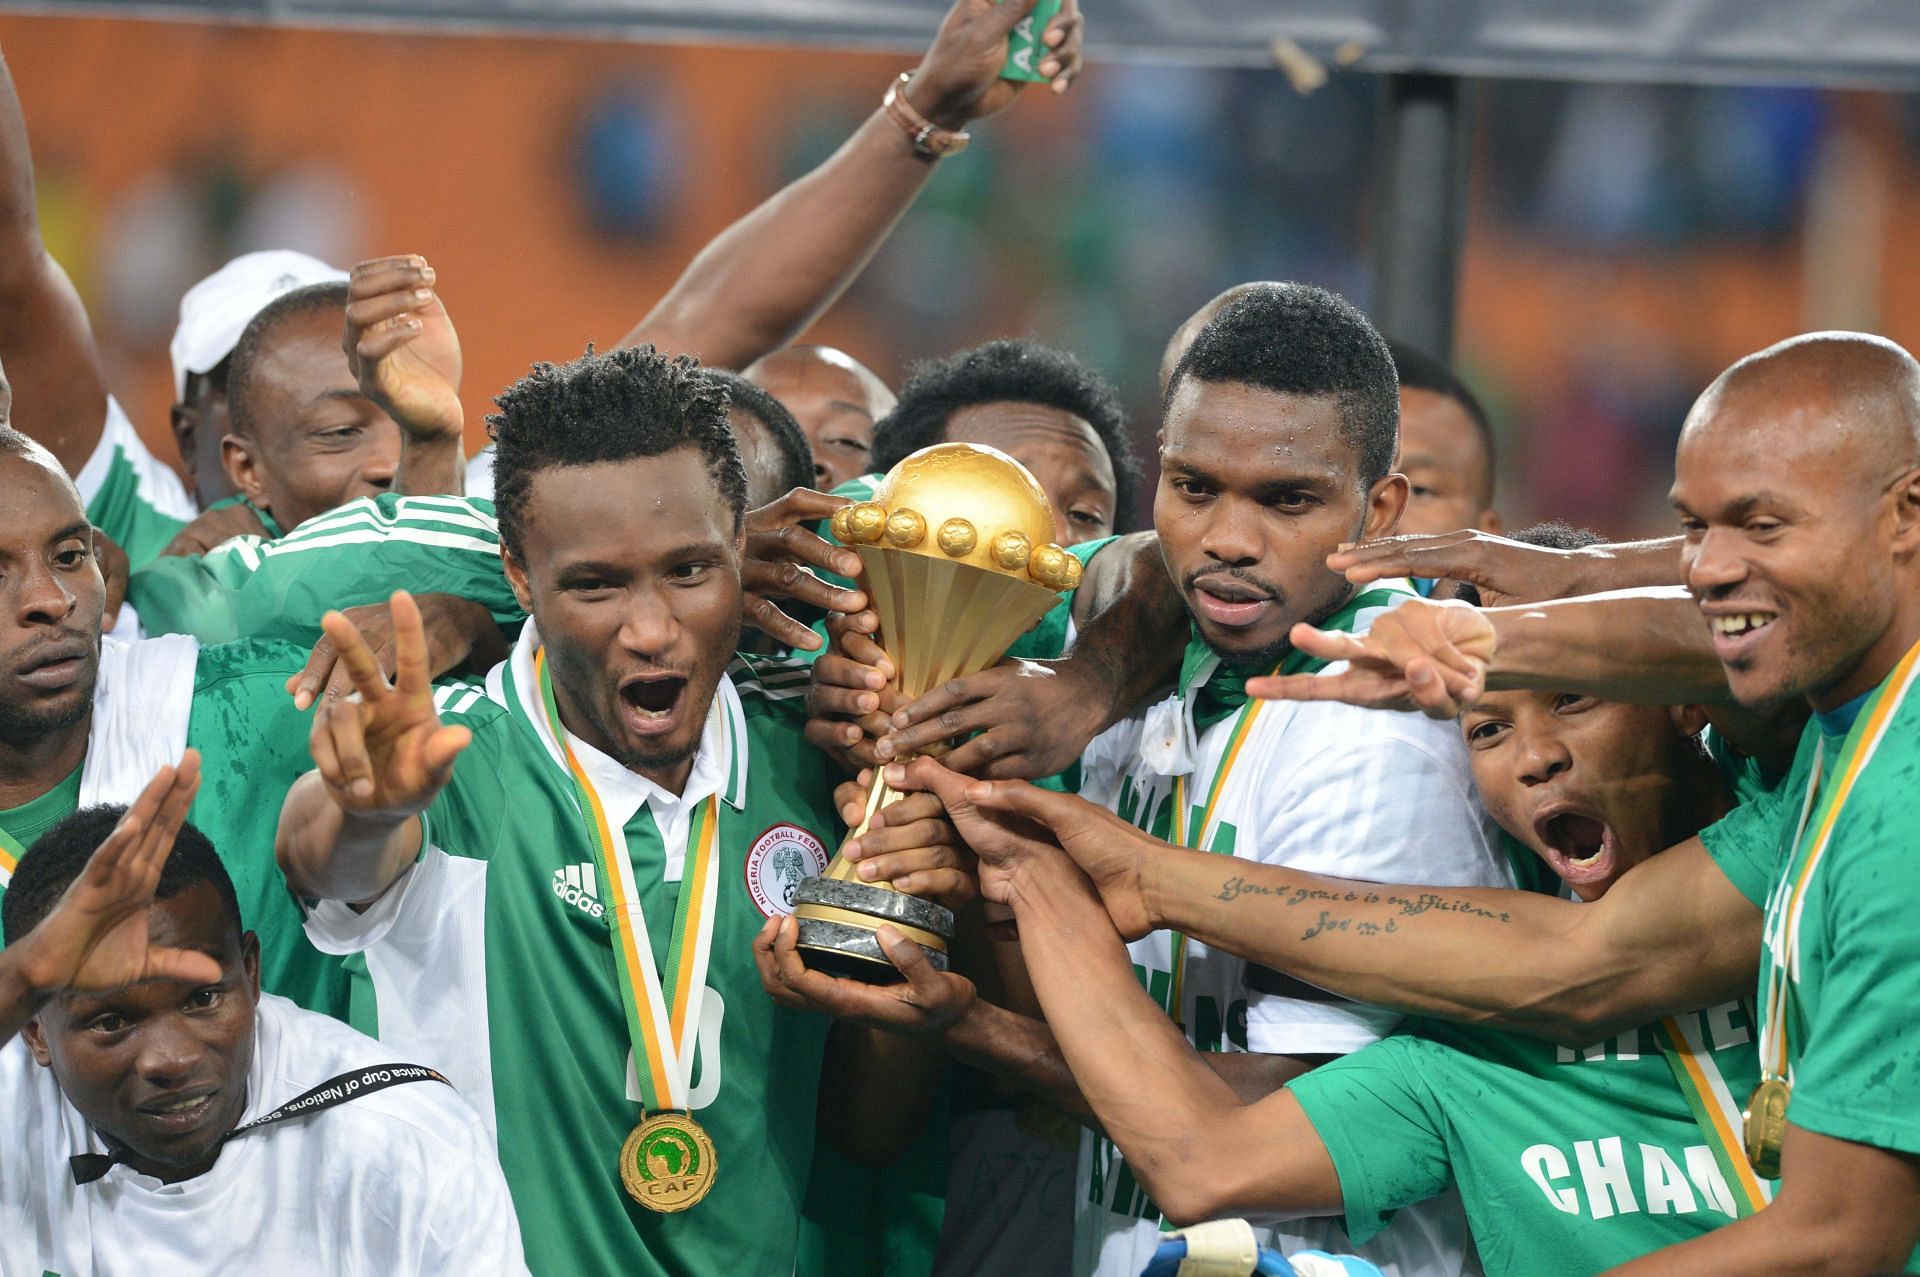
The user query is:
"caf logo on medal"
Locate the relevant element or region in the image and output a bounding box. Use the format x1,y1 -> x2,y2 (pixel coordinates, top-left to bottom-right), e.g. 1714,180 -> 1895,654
621,1111 -> 719,1212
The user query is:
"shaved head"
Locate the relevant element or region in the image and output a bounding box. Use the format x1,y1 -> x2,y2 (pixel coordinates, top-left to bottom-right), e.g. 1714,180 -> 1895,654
1685,331 -> 1920,483
742,345 -> 896,490
0,423 -> 77,494
1672,331 -> 1920,711
744,346 -> 895,417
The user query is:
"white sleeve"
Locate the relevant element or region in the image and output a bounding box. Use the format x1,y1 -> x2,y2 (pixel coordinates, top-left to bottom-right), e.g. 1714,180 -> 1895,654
301,817 -> 432,955
1241,719 -> 1508,1057
304,867 -> 418,954
464,447 -> 496,502
1075,719 -> 1130,806
0,1046 -> 34,1248
1244,986 -> 1401,1057
73,395 -> 194,517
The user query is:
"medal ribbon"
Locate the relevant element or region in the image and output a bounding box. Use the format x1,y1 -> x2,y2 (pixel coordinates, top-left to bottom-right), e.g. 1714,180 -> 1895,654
535,648 -> 721,1113
0,825 -> 23,884
1164,586 -> 1410,1028
1152,587 -> 1408,1234
1758,637 -> 1920,1086
1655,1013 -> 1771,1213
1166,696 -> 1268,1026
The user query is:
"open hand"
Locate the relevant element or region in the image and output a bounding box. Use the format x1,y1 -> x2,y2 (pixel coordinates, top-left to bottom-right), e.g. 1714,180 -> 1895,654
306,591 -> 471,820
886,758 -> 1153,939
1246,599 -> 1496,718
835,775 -> 977,910
8,753 -> 223,999
344,256 -> 463,443
741,488 -> 869,651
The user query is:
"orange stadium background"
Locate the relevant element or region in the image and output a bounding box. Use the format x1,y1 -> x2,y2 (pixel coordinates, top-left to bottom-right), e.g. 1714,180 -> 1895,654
10,13 -> 1920,536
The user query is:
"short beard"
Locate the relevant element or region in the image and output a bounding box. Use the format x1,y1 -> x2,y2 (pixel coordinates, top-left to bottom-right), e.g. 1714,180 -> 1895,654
1201,582 -> 1355,672
0,669 -> 96,748
608,736 -> 702,779
547,646 -> 725,784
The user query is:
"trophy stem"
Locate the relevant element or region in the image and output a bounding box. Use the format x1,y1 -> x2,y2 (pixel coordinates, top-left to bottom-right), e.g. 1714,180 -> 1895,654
793,763 -> 954,983
848,770 -> 894,842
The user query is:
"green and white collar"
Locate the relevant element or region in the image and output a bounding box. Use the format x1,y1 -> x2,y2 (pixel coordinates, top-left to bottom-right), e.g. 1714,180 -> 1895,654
492,620 -> 750,833
1139,579 -> 1418,778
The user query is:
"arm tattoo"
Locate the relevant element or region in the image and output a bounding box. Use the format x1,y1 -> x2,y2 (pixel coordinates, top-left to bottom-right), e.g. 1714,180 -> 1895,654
1215,875 -> 1512,940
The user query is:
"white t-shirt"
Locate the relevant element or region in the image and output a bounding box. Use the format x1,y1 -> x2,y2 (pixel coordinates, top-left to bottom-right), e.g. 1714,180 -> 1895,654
1072,597 -> 1511,1277
0,992 -> 528,1276
464,446 -> 496,502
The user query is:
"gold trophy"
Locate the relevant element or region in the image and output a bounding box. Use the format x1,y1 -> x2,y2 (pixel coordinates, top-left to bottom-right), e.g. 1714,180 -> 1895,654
793,442 -> 1081,982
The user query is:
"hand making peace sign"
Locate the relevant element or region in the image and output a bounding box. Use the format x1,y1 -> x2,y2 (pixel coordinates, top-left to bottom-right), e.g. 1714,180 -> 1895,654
306,590 -> 473,822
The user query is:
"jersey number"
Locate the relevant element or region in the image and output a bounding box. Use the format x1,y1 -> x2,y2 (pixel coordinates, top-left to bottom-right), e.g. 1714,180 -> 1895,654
624,987 -> 726,1111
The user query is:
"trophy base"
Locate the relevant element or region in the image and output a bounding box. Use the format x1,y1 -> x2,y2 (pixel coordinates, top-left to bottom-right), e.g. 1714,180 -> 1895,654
791,877 -> 954,985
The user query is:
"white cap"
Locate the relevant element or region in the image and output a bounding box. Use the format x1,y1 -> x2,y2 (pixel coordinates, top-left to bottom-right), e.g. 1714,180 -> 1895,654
168,250 -> 349,402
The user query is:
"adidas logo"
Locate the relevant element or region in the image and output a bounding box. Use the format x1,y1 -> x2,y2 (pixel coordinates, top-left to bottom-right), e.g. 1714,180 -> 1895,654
553,862 -> 606,919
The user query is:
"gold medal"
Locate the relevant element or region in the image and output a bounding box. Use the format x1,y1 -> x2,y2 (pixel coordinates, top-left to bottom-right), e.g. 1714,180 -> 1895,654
536,651 -> 727,1214
620,1111 -> 718,1213
1742,1077 -> 1790,1180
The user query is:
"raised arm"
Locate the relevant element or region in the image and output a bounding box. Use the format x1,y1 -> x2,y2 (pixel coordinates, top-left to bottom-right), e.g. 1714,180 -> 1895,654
273,592 -> 470,905
621,0 -> 1082,370
0,48 -> 108,477
756,906 -> 1314,1131
1255,582 -> 1806,773
915,763 -> 1762,1048
342,256 -> 466,497
0,756 -> 218,1046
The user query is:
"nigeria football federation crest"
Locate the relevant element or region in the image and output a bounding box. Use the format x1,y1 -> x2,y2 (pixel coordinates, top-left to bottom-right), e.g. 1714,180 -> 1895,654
744,823 -> 828,918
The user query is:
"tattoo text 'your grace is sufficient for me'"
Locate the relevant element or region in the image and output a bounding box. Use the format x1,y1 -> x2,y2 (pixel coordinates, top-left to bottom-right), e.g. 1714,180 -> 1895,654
1214,875 -> 1514,941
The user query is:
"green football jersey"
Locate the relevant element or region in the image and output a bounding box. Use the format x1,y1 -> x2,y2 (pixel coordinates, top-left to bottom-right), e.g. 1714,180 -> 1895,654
1700,672 -> 1920,1272
75,397 -> 195,569
0,639 -> 346,1017
185,640 -> 354,1017
0,763 -> 83,891
303,641 -> 842,1275
201,494 -> 286,538
1292,1005 -> 1765,1277
129,493 -> 524,647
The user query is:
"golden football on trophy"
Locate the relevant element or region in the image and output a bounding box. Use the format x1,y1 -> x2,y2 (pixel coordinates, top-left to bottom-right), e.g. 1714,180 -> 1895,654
792,443 -> 1078,981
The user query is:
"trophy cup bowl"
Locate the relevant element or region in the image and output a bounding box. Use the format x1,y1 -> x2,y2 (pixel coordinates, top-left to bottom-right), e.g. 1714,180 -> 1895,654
792,443 -> 1081,982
